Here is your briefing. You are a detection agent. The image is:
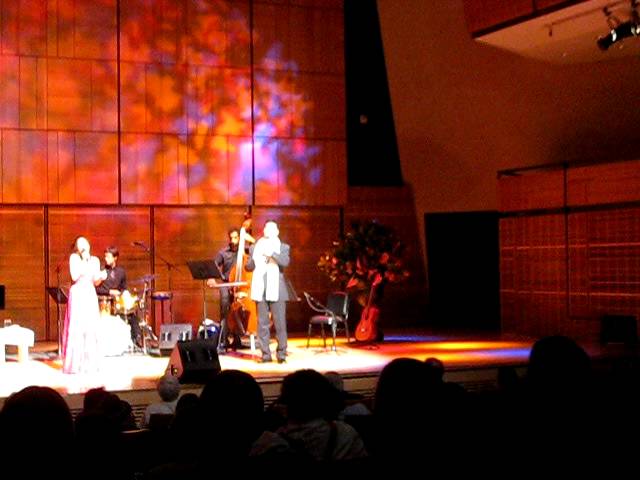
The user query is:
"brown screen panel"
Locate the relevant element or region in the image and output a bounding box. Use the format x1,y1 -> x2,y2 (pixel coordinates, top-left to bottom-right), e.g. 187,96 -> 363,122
289,4 -> 343,74
50,132 -> 77,203
227,136 -> 254,205
292,73 -> 345,140
18,57 -> 47,129
90,61 -> 118,132
73,132 -> 119,204
253,137 -> 282,205
121,133 -> 189,204
252,3 -> 291,71
309,139 -> 346,206
0,206 -> 45,337
1,0 -> 19,55
186,134 -> 232,205
16,0 -> 47,56
119,62 -> 147,133
0,56 -> 19,128
72,0 -> 117,60
254,138 -> 345,206
144,64 -> 188,135
253,69 -> 294,138
1,130 -> 48,203
186,66 -> 252,137
46,58 -> 93,131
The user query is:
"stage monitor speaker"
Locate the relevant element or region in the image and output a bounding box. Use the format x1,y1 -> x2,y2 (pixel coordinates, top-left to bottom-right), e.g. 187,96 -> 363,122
0,285 -> 4,310
167,339 -> 221,384
600,314 -> 638,345
159,323 -> 193,355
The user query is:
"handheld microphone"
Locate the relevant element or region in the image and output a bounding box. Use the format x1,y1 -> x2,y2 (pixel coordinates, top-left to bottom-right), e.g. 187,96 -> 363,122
132,241 -> 145,247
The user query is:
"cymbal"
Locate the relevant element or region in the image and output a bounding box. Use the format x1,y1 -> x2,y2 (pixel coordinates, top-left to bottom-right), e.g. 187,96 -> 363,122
131,274 -> 157,284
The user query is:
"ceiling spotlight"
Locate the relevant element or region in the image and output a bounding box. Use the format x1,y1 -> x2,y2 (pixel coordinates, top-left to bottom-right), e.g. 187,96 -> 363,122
597,1 -> 640,51
597,20 -> 638,50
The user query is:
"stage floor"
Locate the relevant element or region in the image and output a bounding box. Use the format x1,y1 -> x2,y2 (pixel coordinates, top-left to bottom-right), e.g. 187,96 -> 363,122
0,330 -> 534,404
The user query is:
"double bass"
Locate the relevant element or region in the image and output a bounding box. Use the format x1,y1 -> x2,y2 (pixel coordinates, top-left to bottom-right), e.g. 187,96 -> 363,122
355,274 -> 382,342
226,223 -> 258,337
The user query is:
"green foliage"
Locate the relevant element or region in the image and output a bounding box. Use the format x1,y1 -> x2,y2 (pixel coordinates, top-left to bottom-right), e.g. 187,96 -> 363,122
317,220 -> 410,306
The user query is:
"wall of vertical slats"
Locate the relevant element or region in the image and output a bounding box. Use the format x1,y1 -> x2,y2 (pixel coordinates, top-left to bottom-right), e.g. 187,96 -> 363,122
500,159 -> 640,341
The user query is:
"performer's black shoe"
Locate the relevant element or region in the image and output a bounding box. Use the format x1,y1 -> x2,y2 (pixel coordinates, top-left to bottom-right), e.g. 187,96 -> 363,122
230,338 -> 243,351
258,357 -> 272,363
277,358 -> 286,364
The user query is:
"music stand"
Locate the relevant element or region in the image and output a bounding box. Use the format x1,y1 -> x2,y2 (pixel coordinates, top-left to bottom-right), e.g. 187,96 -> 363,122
47,287 -> 68,358
187,260 -> 223,322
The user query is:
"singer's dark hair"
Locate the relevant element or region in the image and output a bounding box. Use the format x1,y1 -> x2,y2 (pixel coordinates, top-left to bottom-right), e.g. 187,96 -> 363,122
70,235 -> 88,254
105,246 -> 119,258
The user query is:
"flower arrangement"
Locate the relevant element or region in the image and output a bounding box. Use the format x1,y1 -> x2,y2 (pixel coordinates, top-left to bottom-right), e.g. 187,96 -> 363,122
317,220 -> 410,306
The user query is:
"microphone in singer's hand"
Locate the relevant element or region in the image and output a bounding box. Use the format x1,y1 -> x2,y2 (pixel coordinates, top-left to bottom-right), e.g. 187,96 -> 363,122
132,241 -> 144,247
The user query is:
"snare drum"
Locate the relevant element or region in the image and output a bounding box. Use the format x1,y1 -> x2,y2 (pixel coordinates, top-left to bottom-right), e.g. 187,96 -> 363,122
115,290 -> 139,315
98,296 -> 113,317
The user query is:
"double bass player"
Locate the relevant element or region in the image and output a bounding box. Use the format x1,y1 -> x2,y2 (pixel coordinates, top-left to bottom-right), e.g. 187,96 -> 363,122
208,228 -> 244,353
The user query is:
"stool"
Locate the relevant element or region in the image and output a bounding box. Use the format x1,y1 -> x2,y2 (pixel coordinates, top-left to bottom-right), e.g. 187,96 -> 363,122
0,325 -> 35,363
151,291 -> 173,326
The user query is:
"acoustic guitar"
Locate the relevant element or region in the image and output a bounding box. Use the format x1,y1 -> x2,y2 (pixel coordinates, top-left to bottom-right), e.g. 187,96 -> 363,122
355,274 -> 382,342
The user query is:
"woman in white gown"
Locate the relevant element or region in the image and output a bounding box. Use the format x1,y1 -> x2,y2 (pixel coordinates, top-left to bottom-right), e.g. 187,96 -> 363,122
61,236 -> 106,374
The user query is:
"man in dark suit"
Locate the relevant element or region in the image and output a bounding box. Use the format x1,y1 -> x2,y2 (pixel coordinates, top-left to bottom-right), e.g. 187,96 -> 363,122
246,220 -> 291,363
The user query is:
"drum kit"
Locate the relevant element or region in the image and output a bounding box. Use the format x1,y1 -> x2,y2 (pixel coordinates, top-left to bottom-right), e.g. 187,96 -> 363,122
98,274 -> 168,355
98,290 -> 139,318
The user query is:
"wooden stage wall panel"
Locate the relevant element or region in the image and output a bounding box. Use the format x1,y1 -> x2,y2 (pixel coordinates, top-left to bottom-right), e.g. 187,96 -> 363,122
569,209 -> 640,333
0,207 -> 46,336
1,206 -> 345,341
498,169 -> 565,212
567,160 -> 640,207
153,206 -> 341,334
151,206 -> 248,332
500,159 -> 640,341
47,207 -> 152,340
499,214 -> 567,337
